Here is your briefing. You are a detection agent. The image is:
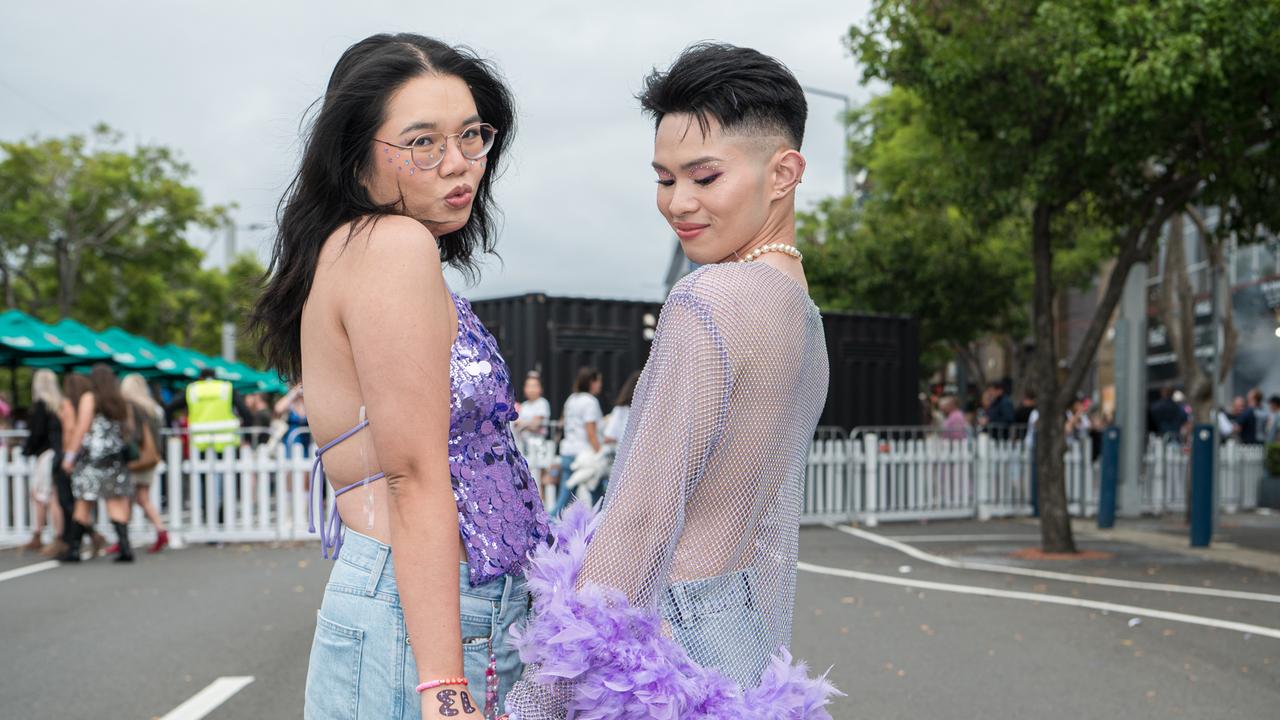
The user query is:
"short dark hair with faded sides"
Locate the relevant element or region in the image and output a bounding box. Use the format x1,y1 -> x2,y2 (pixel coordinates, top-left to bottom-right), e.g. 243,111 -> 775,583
638,42 -> 807,149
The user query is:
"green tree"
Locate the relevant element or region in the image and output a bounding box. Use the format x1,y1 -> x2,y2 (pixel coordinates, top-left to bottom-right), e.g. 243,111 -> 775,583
852,0 -> 1280,552
798,87 -> 1109,384
0,126 -> 269,365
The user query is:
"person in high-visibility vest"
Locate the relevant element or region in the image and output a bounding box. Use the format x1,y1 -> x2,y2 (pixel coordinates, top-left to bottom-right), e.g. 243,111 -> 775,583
186,369 -> 241,453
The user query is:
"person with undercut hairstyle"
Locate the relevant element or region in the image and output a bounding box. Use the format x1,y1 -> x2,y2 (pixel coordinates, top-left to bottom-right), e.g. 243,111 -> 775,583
506,42 -> 839,720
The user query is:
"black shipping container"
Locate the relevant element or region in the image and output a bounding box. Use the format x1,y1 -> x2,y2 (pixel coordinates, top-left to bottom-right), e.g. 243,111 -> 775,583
469,294 -> 919,429
469,294 -> 663,418
819,311 -> 920,430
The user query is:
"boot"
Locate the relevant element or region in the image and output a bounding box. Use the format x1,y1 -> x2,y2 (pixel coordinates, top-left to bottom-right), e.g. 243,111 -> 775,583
41,539 -> 68,558
112,522 -> 134,563
21,532 -> 42,552
89,531 -> 107,559
148,530 -> 169,554
57,522 -> 86,562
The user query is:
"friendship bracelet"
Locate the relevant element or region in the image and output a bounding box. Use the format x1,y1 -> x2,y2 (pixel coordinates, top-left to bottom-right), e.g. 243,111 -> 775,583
415,677 -> 468,694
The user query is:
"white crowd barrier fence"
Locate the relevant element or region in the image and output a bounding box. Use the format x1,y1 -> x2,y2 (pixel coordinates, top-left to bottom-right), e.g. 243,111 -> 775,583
0,426 -> 1268,547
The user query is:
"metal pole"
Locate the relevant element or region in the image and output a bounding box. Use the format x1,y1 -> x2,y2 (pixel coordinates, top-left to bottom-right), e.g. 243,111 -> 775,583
1190,424 -> 1215,546
800,85 -> 854,197
1098,427 -> 1120,528
222,223 -> 237,362
1115,261 -> 1148,517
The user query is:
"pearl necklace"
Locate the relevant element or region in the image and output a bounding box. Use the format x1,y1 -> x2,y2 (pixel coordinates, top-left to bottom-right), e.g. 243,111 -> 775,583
738,242 -> 803,264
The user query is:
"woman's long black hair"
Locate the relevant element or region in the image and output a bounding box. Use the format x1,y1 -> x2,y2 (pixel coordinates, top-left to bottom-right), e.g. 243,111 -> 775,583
251,33 -> 516,381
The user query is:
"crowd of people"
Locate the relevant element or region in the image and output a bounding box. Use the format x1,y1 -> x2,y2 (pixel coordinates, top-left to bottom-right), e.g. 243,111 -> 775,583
1150,386 -> 1280,445
926,379 -> 1280,450
510,366 -> 641,517
14,364 -> 168,563
927,381 -> 1104,450
8,364 -> 306,564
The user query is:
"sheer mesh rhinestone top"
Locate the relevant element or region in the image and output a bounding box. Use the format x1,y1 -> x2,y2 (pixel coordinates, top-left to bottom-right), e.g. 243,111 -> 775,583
447,293 -> 550,585
507,261 -> 830,717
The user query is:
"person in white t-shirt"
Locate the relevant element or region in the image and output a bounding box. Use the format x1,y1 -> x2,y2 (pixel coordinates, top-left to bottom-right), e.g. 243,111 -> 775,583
603,371 -> 641,446
513,371 -> 550,446
551,367 -> 603,516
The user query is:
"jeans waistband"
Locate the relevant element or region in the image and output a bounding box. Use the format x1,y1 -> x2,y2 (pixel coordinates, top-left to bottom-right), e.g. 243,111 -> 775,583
338,528 -> 526,601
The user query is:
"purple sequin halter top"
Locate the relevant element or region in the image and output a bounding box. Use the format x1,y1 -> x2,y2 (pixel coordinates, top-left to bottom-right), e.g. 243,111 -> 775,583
310,292 -> 550,586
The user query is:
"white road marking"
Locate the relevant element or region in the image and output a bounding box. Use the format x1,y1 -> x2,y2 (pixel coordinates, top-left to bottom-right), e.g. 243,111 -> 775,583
876,534 -> 1042,543
832,524 -> 1280,604
797,561 -> 1280,640
159,676 -> 254,720
0,560 -> 59,583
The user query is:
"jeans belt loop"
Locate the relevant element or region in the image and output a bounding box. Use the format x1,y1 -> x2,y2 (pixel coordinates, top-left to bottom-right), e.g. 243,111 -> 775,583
365,543 -> 389,597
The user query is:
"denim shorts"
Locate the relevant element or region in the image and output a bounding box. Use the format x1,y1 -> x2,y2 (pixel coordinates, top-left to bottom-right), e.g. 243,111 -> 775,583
659,567 -> 768,687
304,529 -> 528,719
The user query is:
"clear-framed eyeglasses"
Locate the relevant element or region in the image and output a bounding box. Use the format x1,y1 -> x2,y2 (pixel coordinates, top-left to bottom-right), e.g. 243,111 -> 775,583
374,123 -> 498,171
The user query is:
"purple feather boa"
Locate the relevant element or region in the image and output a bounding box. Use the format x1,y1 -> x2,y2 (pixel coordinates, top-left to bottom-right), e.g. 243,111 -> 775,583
509,502 -> 842,719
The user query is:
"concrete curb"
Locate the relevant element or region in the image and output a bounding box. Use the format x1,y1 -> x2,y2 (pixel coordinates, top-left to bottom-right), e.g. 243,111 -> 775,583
1067,518 -> 1280,576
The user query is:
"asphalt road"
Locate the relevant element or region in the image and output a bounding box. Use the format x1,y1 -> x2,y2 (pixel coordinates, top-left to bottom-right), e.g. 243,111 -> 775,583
2,519 -> 1277,720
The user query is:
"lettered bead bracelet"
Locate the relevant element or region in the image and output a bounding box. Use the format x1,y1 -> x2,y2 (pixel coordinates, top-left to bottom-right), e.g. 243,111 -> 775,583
416,677 -> 468,694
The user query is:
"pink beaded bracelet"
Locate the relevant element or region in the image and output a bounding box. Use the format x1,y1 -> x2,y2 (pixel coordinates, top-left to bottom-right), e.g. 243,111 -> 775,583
415,677 -> 468,694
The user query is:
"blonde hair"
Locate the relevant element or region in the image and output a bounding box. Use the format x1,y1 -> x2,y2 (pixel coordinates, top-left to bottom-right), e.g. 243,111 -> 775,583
121,373 -> 162,420
32,369 -> 64,409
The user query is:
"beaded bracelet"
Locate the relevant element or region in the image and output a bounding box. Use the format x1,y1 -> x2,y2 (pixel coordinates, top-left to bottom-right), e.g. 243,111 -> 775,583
415,677 -> 468,694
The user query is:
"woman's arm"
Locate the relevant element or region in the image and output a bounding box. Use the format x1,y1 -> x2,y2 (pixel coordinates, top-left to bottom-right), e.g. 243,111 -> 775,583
340,217 -> 470,715
58,400 -> 75,449
273,387 -> 300,418
505,290 -> 732,719
62,394 -> 95,472
577,291 -> 728,605
584,420 -> 601,453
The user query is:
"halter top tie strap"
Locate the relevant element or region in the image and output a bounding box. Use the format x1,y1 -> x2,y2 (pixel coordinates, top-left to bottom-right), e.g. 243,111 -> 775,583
308,418 -> 386,559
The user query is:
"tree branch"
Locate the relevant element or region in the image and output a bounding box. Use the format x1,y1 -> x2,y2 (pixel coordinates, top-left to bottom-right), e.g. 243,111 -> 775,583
1055,176 -> 1200,408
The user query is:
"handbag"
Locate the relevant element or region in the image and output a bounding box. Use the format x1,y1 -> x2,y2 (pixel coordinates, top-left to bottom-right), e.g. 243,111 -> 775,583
127,408 -> 161,472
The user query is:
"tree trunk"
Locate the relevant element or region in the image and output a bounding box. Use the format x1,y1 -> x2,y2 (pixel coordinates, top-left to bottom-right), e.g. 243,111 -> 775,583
1030,203 -> 1078,553
0,260 -> 13,309
954,342 -> 987,393
1160,209 -> 1239,426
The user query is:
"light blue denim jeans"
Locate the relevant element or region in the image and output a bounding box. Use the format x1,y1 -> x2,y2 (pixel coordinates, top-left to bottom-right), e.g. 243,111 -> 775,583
659,567 -> 769,687
304,529 -> 528,719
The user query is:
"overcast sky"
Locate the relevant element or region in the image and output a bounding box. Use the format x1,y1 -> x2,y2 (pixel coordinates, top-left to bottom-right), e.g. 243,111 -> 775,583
2,0 -> 872,302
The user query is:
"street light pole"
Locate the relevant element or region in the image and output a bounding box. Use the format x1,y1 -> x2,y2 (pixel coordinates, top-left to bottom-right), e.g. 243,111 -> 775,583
221,221 -> 267,363
801,85 -> 854,197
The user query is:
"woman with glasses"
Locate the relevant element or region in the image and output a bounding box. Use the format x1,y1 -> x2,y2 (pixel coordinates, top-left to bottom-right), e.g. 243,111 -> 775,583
252,34 -> 548,719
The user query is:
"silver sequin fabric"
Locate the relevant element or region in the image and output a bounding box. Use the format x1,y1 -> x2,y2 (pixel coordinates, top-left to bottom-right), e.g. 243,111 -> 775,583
507,261 -> 830,716
71,414 -> 131,501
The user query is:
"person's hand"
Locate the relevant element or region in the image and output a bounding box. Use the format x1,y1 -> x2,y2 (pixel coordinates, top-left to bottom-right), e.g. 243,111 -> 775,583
61,457 -> 74,474
421,685 -> 481,717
